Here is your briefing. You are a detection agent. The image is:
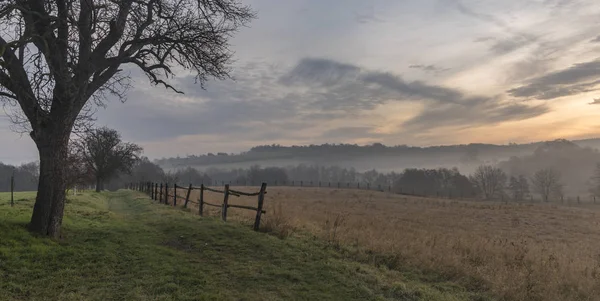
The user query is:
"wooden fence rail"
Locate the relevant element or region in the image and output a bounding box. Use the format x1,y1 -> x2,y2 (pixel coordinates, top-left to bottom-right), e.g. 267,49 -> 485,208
132,181 -> 268,231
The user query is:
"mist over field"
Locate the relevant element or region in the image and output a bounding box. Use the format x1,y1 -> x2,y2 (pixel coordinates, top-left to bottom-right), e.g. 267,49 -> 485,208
154,138 -> 600,196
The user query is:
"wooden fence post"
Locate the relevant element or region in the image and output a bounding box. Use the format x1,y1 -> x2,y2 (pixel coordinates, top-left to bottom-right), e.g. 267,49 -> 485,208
222,184 -> 230,221
184,184 -> 192,208
165,183 -> 169,205
10,174 -> 14,207
173,184 -> 177,207
159,183 -> 163,203
199,184 -> 204,216
154,183 -> 158,201
253,183 -> 267,231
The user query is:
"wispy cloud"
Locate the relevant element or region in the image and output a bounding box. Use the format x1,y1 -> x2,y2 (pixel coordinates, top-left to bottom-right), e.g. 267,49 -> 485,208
508,59 -> 600,99
409,64 -> 450,74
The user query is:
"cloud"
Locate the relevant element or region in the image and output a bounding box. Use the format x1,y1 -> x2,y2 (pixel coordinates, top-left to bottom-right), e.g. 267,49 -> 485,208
408,64 -> 450,74
507,59 -> 600,99
589,98 -> 600,105
489,35 -> 538,55
95,57 -> 549,153
449,0 -> 538,55
402,100 -> 549,131
281,58 -> 549,131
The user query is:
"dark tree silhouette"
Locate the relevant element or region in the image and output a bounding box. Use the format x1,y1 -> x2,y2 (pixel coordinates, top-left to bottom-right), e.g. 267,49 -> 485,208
73,127 -> 141,192
531,168 -> 563,202
64,147 -> 94,192
470,165 -> 506,200
508,175 -> 529,201
0,0 -> 254,236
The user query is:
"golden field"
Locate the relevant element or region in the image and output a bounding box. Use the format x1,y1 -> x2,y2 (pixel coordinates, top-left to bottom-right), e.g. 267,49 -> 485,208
170,186 -> 600,301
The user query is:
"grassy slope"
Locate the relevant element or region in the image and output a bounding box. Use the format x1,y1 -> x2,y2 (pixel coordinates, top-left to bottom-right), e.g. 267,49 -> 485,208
0,191 -> 489,301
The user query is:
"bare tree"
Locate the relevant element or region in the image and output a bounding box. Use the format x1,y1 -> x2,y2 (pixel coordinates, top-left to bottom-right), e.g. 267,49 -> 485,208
73,127 -> 142,192
470,165 -> 507,200
531,168 -> 563,202
18,161 -> 39,186
508,175 -> 529,201
0,1 -> 254,237
64,148 -> 94,192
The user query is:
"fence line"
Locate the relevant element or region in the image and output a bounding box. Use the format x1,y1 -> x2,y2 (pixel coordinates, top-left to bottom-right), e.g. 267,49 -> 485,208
127,179 -> 600,207
130,181 -> 268,231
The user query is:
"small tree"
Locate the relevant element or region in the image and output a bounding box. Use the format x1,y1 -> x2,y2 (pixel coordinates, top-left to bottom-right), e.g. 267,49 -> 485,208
470,165 -> 507,200
531,168 -> 563,202
74,127 -> 142,192
508,175 -> 529,201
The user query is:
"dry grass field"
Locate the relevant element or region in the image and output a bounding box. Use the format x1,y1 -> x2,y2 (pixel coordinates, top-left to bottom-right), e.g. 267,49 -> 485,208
173,186 -> 600,301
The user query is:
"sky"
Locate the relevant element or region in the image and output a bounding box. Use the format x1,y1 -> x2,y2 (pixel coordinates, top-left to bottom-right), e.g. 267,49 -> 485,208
3,0 -> 600,164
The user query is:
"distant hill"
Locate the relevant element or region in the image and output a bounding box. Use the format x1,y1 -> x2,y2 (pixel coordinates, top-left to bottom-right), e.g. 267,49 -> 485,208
155,138 -> 600,174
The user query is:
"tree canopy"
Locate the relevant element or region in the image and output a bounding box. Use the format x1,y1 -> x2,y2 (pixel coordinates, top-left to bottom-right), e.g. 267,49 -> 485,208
73,127 -> 142,191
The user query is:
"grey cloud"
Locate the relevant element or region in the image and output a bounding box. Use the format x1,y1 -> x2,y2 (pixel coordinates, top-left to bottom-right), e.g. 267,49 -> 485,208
279,58 -> 361,87
409,64 -> 450,74
591,36 -> 600,43
403,101 -> 549,131
282,58 -> 549,131
471,34 -> 539,56
507,59 -> 600,99
589,98 -> 600,105
98,57 -> 550,148
489,35 -> 537,55
97,61 -> 340,144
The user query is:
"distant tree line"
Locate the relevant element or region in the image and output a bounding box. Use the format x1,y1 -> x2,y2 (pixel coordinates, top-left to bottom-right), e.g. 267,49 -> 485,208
155,142 -> 546,168
0,161 -> 39,192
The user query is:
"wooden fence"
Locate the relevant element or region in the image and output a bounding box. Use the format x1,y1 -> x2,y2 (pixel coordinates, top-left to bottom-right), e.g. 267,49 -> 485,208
130,181 -> 267,231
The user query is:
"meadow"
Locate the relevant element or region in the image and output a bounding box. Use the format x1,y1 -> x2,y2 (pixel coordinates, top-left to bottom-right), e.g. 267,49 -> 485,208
183,186 -> 600,301
0,190 -> 487,301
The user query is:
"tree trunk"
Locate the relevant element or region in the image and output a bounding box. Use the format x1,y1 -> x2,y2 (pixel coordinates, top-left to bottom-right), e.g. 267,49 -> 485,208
95,177 -> 103,192
28,129 -> 70,238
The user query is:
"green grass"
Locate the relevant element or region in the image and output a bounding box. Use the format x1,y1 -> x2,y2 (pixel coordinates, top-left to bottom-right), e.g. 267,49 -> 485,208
0,191 -> 491,301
